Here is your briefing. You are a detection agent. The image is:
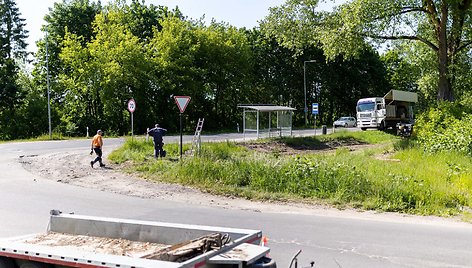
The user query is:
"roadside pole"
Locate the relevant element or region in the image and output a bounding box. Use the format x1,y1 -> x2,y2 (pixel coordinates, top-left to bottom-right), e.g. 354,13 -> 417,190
127,99 -> 136,139
180,113 -> 183,158
174,96 -> 191,159
312,103 -> 319,135
314,115 -> 317,135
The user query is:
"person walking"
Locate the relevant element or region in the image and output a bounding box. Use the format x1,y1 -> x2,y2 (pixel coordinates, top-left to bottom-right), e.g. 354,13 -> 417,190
90,129 -> 105,168
147,124 -> 167,158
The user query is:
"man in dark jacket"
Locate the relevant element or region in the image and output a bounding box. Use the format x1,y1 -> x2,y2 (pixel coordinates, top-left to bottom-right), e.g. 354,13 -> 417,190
147,124 -> 167,158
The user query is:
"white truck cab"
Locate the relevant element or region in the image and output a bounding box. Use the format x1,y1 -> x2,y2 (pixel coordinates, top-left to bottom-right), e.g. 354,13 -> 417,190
356,97 -> 385,130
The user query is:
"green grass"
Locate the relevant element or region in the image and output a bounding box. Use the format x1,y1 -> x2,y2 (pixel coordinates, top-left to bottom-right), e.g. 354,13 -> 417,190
109,131 -> 472,219
322,129 -> 399,144
0,132 -> 70,143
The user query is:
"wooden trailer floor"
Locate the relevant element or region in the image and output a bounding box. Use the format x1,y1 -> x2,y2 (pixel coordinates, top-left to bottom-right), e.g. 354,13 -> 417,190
25,232 -> 170,258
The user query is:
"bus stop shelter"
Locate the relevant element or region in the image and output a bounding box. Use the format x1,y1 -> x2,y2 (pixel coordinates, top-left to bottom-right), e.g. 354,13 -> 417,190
238,105 -> 296,138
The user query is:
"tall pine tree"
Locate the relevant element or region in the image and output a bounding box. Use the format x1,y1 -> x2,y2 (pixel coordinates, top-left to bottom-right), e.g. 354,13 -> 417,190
0,0 -> 27,111
0,0 -> 28,139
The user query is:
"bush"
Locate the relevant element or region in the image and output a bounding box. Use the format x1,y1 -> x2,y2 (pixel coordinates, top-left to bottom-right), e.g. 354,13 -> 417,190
416,101 -> 472,155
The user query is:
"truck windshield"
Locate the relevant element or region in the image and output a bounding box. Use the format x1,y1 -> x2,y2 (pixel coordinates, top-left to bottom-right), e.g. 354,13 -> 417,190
357,102 -> 375,112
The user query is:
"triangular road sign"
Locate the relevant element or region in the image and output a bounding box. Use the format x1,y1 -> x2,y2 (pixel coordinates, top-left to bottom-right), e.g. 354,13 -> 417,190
174,96 -> 191,113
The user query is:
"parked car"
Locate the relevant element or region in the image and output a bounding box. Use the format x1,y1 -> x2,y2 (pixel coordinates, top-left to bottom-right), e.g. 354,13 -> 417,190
334,116 -> 357,128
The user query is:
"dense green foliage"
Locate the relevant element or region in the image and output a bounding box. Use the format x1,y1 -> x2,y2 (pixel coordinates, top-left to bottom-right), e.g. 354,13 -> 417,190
416,101 -> 472,155
110,132 -> 472,218
0,0 -> 28,139
262,0 -> 472,101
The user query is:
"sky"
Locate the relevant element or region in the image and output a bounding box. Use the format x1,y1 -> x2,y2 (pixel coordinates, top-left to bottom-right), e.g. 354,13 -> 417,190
15,0 -> 344,54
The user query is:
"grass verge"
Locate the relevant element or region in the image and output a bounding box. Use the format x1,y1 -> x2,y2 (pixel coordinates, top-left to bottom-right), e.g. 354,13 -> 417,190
109,131 -> 472,219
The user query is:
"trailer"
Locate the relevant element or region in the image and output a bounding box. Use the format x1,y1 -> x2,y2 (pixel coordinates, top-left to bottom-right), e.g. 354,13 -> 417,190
0,210 -> 275,268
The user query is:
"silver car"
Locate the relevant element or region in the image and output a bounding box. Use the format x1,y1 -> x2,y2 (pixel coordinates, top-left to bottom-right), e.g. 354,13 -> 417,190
334,116 -> 357,128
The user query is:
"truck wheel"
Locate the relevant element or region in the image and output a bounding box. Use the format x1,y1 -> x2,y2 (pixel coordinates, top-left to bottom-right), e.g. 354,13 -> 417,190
361,128 -> 367,131
0,257 -> 14,268
378,121 -> 386,130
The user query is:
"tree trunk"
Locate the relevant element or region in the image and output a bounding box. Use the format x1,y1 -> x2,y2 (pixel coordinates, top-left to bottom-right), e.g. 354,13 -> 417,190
437,51 -> 453,101
437,2 -> 454,101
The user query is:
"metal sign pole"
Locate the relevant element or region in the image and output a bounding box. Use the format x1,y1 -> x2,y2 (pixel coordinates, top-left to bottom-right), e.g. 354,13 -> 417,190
174,96 -> 191,160
179,113 -> 183,159
314,115 -> 317,135
127,99 -> 136,139
312,103 -> 319,135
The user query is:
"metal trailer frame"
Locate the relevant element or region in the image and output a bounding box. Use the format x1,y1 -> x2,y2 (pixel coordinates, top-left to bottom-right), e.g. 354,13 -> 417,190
238,105 -> 296,139
0,212 -> 270,268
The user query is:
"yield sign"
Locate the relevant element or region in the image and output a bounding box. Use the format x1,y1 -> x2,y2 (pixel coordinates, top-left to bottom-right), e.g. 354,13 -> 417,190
174,96 -> 191,113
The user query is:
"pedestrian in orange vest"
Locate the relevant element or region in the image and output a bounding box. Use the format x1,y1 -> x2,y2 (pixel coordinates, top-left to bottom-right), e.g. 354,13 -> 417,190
90,129 -> 105,168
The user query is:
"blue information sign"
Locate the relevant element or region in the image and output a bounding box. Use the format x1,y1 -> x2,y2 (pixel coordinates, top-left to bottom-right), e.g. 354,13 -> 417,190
312,103 -> 319,115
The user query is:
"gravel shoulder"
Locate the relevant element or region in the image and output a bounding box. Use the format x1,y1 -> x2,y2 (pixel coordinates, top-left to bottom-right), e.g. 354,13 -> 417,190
18,149 -> 470,228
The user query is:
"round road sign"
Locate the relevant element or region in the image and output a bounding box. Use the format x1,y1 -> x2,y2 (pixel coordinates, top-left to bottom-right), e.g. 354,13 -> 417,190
127,99 -> 136,113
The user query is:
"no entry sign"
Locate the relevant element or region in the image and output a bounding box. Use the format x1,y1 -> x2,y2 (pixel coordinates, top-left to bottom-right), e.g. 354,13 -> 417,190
174,96 -> 191,113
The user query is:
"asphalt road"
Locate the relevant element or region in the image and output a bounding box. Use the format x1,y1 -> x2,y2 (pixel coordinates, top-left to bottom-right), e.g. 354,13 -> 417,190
0,130 -> 471,268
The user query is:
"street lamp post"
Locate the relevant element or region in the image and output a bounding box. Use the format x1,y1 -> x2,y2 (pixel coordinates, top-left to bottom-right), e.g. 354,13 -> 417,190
46,29 -> 52,139
303,60 -> 316,125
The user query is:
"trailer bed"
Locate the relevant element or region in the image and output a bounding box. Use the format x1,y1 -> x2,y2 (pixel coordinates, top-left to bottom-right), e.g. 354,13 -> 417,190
24,232 -> 170,258
0,211 -> 271,268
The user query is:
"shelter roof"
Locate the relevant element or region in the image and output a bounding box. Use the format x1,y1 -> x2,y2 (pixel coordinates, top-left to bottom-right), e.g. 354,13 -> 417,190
238,105 -> 296,112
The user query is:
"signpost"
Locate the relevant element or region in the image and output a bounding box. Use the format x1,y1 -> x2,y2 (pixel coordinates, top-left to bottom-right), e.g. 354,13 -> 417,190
312,103 -> 319,134
174,96 -> 191,158
128,99 -> 136,138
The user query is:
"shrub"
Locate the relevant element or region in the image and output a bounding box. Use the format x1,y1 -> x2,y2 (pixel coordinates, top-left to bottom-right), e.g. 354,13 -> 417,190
416,101 -> 472,155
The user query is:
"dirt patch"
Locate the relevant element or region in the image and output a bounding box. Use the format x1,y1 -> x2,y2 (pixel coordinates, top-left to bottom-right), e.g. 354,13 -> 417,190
241,138 -> 375,155
19,151 -> 205,200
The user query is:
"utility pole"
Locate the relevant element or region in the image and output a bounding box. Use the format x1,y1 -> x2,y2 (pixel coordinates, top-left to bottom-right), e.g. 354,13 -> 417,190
46,30 -> 52,139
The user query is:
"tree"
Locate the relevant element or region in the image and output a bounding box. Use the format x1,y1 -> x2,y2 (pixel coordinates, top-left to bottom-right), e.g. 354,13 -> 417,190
196,22 -> 253,129
120,0 -> 170,41
245,30 -> 306,123
60,5 -> 154,135
88,10 -> 153,134
0,0 -> 27,110
0,0 -> 28,139
15,69 -> 51,138
262,0 -> 472,101
32,0 -> 102,112
380,45 -> 420,96
148,16 -> 203,131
